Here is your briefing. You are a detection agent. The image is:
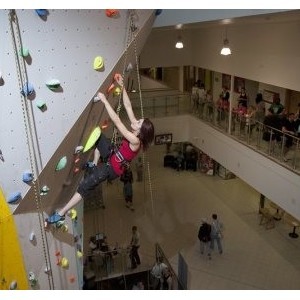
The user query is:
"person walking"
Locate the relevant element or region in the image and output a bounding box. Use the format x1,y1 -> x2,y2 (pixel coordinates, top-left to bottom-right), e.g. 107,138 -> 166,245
210,213 -> 224,254
129,225 -> 141,269
198,218 -> 212,259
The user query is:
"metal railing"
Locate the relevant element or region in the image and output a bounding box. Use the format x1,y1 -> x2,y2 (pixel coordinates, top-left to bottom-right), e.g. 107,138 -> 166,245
127,92 -> 300,174
84,243 -> 182,289
85,246 -> 154,282
155,243 -> 185,290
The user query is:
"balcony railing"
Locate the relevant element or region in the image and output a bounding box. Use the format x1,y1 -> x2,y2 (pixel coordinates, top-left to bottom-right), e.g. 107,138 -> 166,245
127,92 -> 300,174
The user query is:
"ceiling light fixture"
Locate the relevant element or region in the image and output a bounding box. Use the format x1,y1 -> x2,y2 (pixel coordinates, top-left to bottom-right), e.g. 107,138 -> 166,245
175,36 -> 184,49
220,38 -> 231,55
220,29 -> 231,56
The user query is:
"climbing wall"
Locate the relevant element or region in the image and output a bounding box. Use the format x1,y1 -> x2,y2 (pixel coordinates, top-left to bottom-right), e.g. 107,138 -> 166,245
0,9 -> 156,289
0,8 -> 154,205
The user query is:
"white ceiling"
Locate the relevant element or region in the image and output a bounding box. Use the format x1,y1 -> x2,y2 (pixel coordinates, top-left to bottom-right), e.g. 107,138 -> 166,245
153,9 -> 300,31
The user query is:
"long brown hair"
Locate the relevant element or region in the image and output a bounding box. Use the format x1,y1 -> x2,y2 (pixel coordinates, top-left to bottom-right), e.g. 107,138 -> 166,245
139,118 -> 154,151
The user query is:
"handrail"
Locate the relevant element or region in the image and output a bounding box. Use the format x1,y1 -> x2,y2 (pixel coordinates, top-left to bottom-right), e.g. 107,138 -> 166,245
127,91 -> 300,174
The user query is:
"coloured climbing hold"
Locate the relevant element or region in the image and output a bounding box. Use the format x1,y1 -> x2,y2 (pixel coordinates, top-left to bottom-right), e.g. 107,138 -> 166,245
93,56 -> 104,71
107,83 -> 115,94
105,9 -> 119,17
8,191 -> 22,204
36,100 -> 47,111
55,156 -> 67,171
21,82 -> 34,97
83,126 -> 101,153
69,208 -> 77,220
29,232 -> 36,241
74,145 -> 84,154
28,272 -> 37,287
101,119 -> 109,130
22,171 -> 33,183
40,185 -> 50,195
9,280 -> 17,290
46,79 -> 61,90
19,47 -> 29,57
61,257 -> 69,268
73,167 -> 80,174
113,87 -> 121,97
35,9 -> 48,17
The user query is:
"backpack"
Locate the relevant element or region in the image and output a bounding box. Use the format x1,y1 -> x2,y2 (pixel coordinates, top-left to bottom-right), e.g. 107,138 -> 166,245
198,223 -> 211,242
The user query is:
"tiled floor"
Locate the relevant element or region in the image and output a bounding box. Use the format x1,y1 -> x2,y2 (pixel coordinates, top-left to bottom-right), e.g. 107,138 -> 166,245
84,144 -> 300,290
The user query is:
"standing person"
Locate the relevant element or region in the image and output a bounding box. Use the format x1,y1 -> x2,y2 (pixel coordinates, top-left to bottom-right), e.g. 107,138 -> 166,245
245,105 -> 257,137
46,75 -> 154,225
198,83 -> 207,117
238,87 -> 248,109
162,267 -> 173,290
129,225 -> 141,269
205,89 -> 214,121
150,256 -> 168,289
281,113 -> 296,162
198,218 -> 212,259
191,81 -> 200,113
135,157 -> 143,182
217,86 -> 230,122
268,95 -> 285,115
210,213 -> 224,254
176,150 -> 184,171
120,167 -> 134,210
255,93 -> 266,124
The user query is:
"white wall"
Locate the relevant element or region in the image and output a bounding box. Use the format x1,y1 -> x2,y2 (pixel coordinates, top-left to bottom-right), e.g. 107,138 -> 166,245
140,74 -> 171,90
152,115 -> 300,221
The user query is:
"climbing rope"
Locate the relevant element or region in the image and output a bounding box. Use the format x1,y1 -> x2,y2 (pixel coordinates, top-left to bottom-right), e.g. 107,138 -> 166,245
110,10 -> 138,147
8,9 -> 54,290
131,14 -> 156,230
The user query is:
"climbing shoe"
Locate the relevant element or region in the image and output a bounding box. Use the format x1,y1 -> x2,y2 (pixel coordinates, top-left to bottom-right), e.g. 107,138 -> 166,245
47,212 -> 65,224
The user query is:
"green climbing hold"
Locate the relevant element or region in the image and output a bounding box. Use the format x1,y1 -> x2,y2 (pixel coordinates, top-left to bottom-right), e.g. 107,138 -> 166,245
83,126 -> 101,153
55,156 -> 67,171
46,79 -> 61,90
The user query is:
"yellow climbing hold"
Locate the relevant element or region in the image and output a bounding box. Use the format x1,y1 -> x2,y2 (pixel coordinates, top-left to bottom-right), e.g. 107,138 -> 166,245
69,209 -> 77,220
61,257 -> 69,268
83,126 -> 101,153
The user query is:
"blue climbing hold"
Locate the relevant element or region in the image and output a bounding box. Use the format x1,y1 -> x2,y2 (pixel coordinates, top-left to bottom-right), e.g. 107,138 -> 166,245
21,82 -> 34,97
23,171 -> 33,183
35,9 -> 48,17
8,192 -> 22,204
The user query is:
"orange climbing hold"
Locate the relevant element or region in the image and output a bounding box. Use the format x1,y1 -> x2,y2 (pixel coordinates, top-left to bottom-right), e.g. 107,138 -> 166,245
105,9 -> 119,18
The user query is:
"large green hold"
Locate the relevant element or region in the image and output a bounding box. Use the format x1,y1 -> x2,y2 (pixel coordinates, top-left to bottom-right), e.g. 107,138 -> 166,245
55,156 -> 67,171
83,126 -> 101,153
